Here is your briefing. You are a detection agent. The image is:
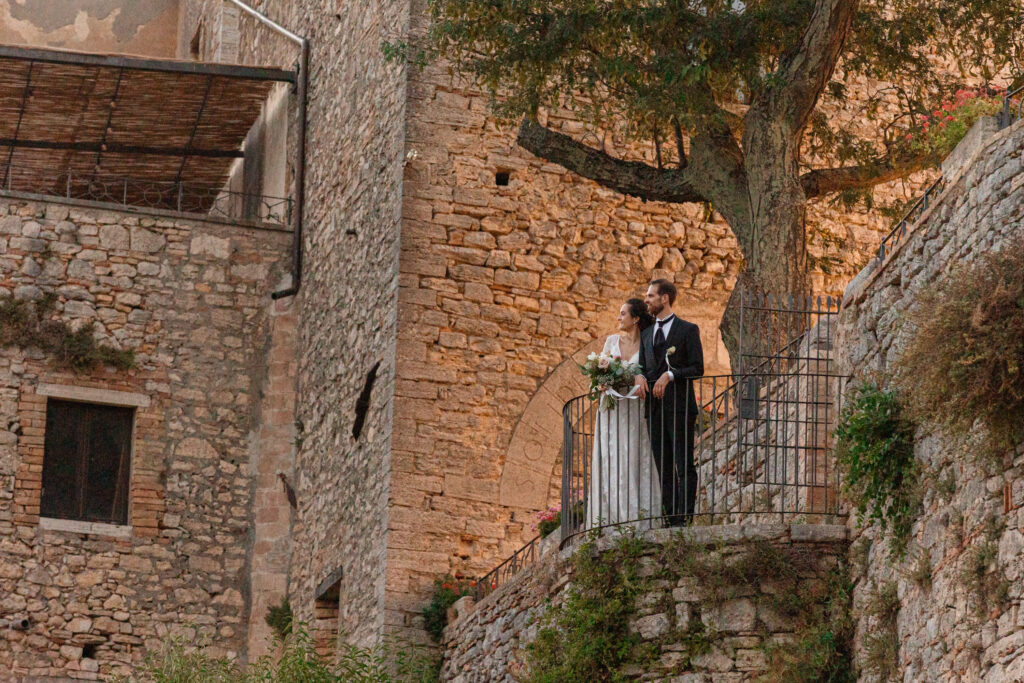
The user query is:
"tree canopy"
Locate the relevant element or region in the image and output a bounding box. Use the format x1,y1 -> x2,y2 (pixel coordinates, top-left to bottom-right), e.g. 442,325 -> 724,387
407,0 -> 1023,353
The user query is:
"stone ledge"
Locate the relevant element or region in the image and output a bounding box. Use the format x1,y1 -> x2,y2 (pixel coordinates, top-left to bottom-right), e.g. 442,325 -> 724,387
38,517 -> 132,539
37,383 -> 151,408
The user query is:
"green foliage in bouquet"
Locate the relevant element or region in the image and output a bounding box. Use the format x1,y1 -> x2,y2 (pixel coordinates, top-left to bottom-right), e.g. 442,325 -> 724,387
579,352 -> 642,411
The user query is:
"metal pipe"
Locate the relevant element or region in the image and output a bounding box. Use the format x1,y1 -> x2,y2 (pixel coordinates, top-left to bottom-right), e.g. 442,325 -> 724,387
272,38 -> 308,299
221,0 -> 308,300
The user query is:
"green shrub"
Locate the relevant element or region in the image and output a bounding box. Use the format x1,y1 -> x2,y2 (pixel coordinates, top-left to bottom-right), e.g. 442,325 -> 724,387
115,625 -> 440,683
265,598 -> 293,640
895,237 -> 1024,467
862,582 -> 900,681
526,532 -> 649,683
835,383 -> 918,555
422,576 -> 474,642
528,532 -> 854,682
0,295 -> 134,372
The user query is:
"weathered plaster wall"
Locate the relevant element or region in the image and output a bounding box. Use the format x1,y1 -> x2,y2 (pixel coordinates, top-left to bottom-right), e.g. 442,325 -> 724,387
837,119 -> 1024,681
0,1 -> 180,58
441,524 -> 849,682
0,196 -> 290,679
178,0 -> 411,649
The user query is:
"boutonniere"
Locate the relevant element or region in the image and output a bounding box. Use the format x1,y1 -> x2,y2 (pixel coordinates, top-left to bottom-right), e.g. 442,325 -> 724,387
665,346 -> 676,371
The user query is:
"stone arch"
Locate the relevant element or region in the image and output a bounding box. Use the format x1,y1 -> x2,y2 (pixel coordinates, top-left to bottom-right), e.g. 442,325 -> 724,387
497,338 -> 603,512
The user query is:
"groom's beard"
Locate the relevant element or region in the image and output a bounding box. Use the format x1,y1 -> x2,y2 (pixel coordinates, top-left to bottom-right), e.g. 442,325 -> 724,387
647,302 -> 662,317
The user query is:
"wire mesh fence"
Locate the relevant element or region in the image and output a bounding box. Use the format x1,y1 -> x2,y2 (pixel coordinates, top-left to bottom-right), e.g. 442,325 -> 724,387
1,168 -> 291,226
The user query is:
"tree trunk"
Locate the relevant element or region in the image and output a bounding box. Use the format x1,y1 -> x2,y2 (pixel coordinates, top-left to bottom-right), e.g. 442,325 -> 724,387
720,118 -> 809,372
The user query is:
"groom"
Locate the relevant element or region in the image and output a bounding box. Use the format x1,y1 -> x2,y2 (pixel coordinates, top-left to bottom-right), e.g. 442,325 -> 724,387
634,279 -> 704,525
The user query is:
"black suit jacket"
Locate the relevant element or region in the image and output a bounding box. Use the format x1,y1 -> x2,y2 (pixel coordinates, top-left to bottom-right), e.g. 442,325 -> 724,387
639,317 -> 704,416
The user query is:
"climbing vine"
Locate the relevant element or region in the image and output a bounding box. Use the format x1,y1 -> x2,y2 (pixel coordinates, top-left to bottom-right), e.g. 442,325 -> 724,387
835,382 -> 919,555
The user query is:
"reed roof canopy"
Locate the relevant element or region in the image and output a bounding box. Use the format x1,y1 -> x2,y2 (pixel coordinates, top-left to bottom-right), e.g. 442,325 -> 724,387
0,44 -> 295,212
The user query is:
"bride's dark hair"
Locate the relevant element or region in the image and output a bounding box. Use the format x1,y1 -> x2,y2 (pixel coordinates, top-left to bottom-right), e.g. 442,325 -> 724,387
626,298 -> 655,331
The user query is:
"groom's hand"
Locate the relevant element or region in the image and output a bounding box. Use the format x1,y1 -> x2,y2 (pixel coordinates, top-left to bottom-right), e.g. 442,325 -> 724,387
633,375 -> 648,399
653,372 -> 672,399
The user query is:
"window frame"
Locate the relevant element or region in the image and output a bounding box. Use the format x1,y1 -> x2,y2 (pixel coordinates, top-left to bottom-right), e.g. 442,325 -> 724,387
35,384 -> 148,535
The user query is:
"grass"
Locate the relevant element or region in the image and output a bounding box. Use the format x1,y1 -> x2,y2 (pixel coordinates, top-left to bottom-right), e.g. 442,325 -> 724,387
862,581 -> 900,681
113,627 -> 440,683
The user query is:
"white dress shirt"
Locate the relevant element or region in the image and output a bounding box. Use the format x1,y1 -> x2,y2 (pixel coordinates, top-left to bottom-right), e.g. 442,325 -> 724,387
655,314 -> 676,381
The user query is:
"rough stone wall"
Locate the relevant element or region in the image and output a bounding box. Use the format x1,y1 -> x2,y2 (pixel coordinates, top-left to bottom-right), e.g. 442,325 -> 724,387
0,0 -> 180,58
178,0 -> 411,648
0,196 -> 290,680
441,524 -> 849,682
387,7 -> 937,642
836,119 -> 1024,681
245,296 -> 298,659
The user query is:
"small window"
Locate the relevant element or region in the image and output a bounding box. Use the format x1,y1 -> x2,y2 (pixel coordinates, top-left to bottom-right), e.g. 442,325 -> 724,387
495,171 -> 511,186
313,573 -> 341,657
41,400 -> 133,525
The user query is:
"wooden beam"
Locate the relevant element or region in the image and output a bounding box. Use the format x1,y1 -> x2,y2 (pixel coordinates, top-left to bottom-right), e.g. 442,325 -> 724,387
0,44 -> 296,83
0,138 -> 244,158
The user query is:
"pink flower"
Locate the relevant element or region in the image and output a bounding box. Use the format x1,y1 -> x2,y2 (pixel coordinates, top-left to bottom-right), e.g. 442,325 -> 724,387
598,356 -> 611,370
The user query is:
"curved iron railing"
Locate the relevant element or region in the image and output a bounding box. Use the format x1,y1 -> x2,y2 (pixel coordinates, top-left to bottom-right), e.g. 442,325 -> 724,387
559,365 -> 848,545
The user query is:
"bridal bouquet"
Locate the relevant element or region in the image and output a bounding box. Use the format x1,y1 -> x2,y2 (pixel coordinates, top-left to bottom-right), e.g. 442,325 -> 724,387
579,352 -> 641,411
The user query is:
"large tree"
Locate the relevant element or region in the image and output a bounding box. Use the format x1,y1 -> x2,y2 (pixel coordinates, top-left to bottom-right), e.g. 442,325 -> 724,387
407,0 -> 1022,356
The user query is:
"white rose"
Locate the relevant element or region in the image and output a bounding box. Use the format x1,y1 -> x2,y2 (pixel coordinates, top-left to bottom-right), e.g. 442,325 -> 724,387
598,355 -> 611,369
587,352 -> 599,361
667,346 -> 676,355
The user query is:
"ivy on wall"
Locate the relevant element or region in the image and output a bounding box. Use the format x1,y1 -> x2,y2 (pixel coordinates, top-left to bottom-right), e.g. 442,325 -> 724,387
835,382 -> 919,555
0,294 -> 134,372
525,531 -> 854,682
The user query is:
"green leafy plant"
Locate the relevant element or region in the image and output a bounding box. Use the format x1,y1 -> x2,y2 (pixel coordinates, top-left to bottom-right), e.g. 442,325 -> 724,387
835,383 -> 919,555
265,597 -> 293,640
533,504 -> 561,538
759,565 -> 855,683
862,582 -> 900,681
906,89 -> 1003,158
526,532 -> 649,682
528,531 -> 854,682
115,625 -> 440,683
422,576 -> 474,643
960,532 -> 1010,618
895,237 -> 1024,467
0,294 -> 134,372
905,548 -> 932,593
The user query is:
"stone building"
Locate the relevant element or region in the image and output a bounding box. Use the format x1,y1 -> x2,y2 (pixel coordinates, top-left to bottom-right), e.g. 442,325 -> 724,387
0,1 -> 944,678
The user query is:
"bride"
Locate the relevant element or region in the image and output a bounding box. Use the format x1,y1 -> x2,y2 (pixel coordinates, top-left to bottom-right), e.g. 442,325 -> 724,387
586,298 -> 662,531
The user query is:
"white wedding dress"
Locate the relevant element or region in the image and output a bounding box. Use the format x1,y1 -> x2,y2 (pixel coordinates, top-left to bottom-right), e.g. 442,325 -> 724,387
585,335 -> 662,531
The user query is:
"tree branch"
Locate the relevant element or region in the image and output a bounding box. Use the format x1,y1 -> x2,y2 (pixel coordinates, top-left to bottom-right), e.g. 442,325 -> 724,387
773,0 -> 860,133
516,117 -> 707,203
800,151 -> 936,198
